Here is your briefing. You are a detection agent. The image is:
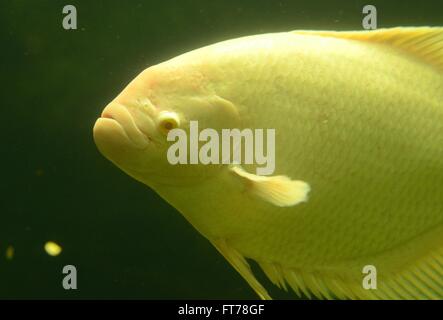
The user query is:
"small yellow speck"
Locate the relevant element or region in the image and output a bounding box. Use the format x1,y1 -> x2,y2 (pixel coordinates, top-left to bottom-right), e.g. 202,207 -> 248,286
44,241 -> 62,256
6,246 -> 14,260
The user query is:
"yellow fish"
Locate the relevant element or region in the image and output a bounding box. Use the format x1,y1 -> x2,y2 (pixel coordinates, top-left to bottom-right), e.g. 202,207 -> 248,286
93,27 -> 443,299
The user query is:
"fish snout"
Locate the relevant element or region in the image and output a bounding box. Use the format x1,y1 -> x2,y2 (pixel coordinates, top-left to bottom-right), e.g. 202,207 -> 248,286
95,103 -> 150,149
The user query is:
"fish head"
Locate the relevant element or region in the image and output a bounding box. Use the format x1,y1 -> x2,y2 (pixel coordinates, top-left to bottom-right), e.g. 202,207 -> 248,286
93,63 -> 239,186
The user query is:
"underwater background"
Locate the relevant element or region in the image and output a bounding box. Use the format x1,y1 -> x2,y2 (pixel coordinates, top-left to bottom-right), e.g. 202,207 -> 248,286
1,0 -> 442,299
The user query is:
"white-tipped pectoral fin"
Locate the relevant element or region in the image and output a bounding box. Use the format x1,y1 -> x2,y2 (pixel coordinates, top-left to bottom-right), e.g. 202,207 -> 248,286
229,165 -> 311,207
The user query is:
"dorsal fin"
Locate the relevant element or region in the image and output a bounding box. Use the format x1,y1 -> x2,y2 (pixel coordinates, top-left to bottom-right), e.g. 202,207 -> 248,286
293,27 -> 443,72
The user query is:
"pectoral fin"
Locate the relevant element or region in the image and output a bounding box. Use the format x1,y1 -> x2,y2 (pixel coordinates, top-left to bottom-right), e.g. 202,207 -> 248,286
230,165 -> 310,207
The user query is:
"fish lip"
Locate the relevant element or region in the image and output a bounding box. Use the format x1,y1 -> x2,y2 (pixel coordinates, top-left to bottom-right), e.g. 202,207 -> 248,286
100,103 -> 150,149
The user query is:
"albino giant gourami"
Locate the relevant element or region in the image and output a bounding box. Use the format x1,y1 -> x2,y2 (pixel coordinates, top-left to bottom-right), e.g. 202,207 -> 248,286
93,27 -> 443,299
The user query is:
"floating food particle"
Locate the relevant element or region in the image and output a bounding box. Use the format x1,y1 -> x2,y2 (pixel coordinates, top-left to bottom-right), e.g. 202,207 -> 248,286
5,246 -> 14,260
44,241 -> 62,256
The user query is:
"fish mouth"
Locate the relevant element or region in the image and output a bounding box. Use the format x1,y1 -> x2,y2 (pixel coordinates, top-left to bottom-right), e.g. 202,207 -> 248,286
94,103 -> 150,149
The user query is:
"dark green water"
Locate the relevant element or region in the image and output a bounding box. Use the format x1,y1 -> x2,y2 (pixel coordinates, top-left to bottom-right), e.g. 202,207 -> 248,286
1,0 -> 442,299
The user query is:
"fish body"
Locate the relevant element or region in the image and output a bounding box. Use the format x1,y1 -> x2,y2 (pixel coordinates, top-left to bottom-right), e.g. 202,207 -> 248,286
94,27 -> 443,299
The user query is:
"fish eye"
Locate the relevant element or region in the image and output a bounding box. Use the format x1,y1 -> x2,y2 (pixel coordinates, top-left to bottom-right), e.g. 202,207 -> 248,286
157,111 -> 180,135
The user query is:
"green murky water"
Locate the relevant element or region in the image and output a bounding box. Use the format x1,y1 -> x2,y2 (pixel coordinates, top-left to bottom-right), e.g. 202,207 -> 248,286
1,0 -> 442,299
